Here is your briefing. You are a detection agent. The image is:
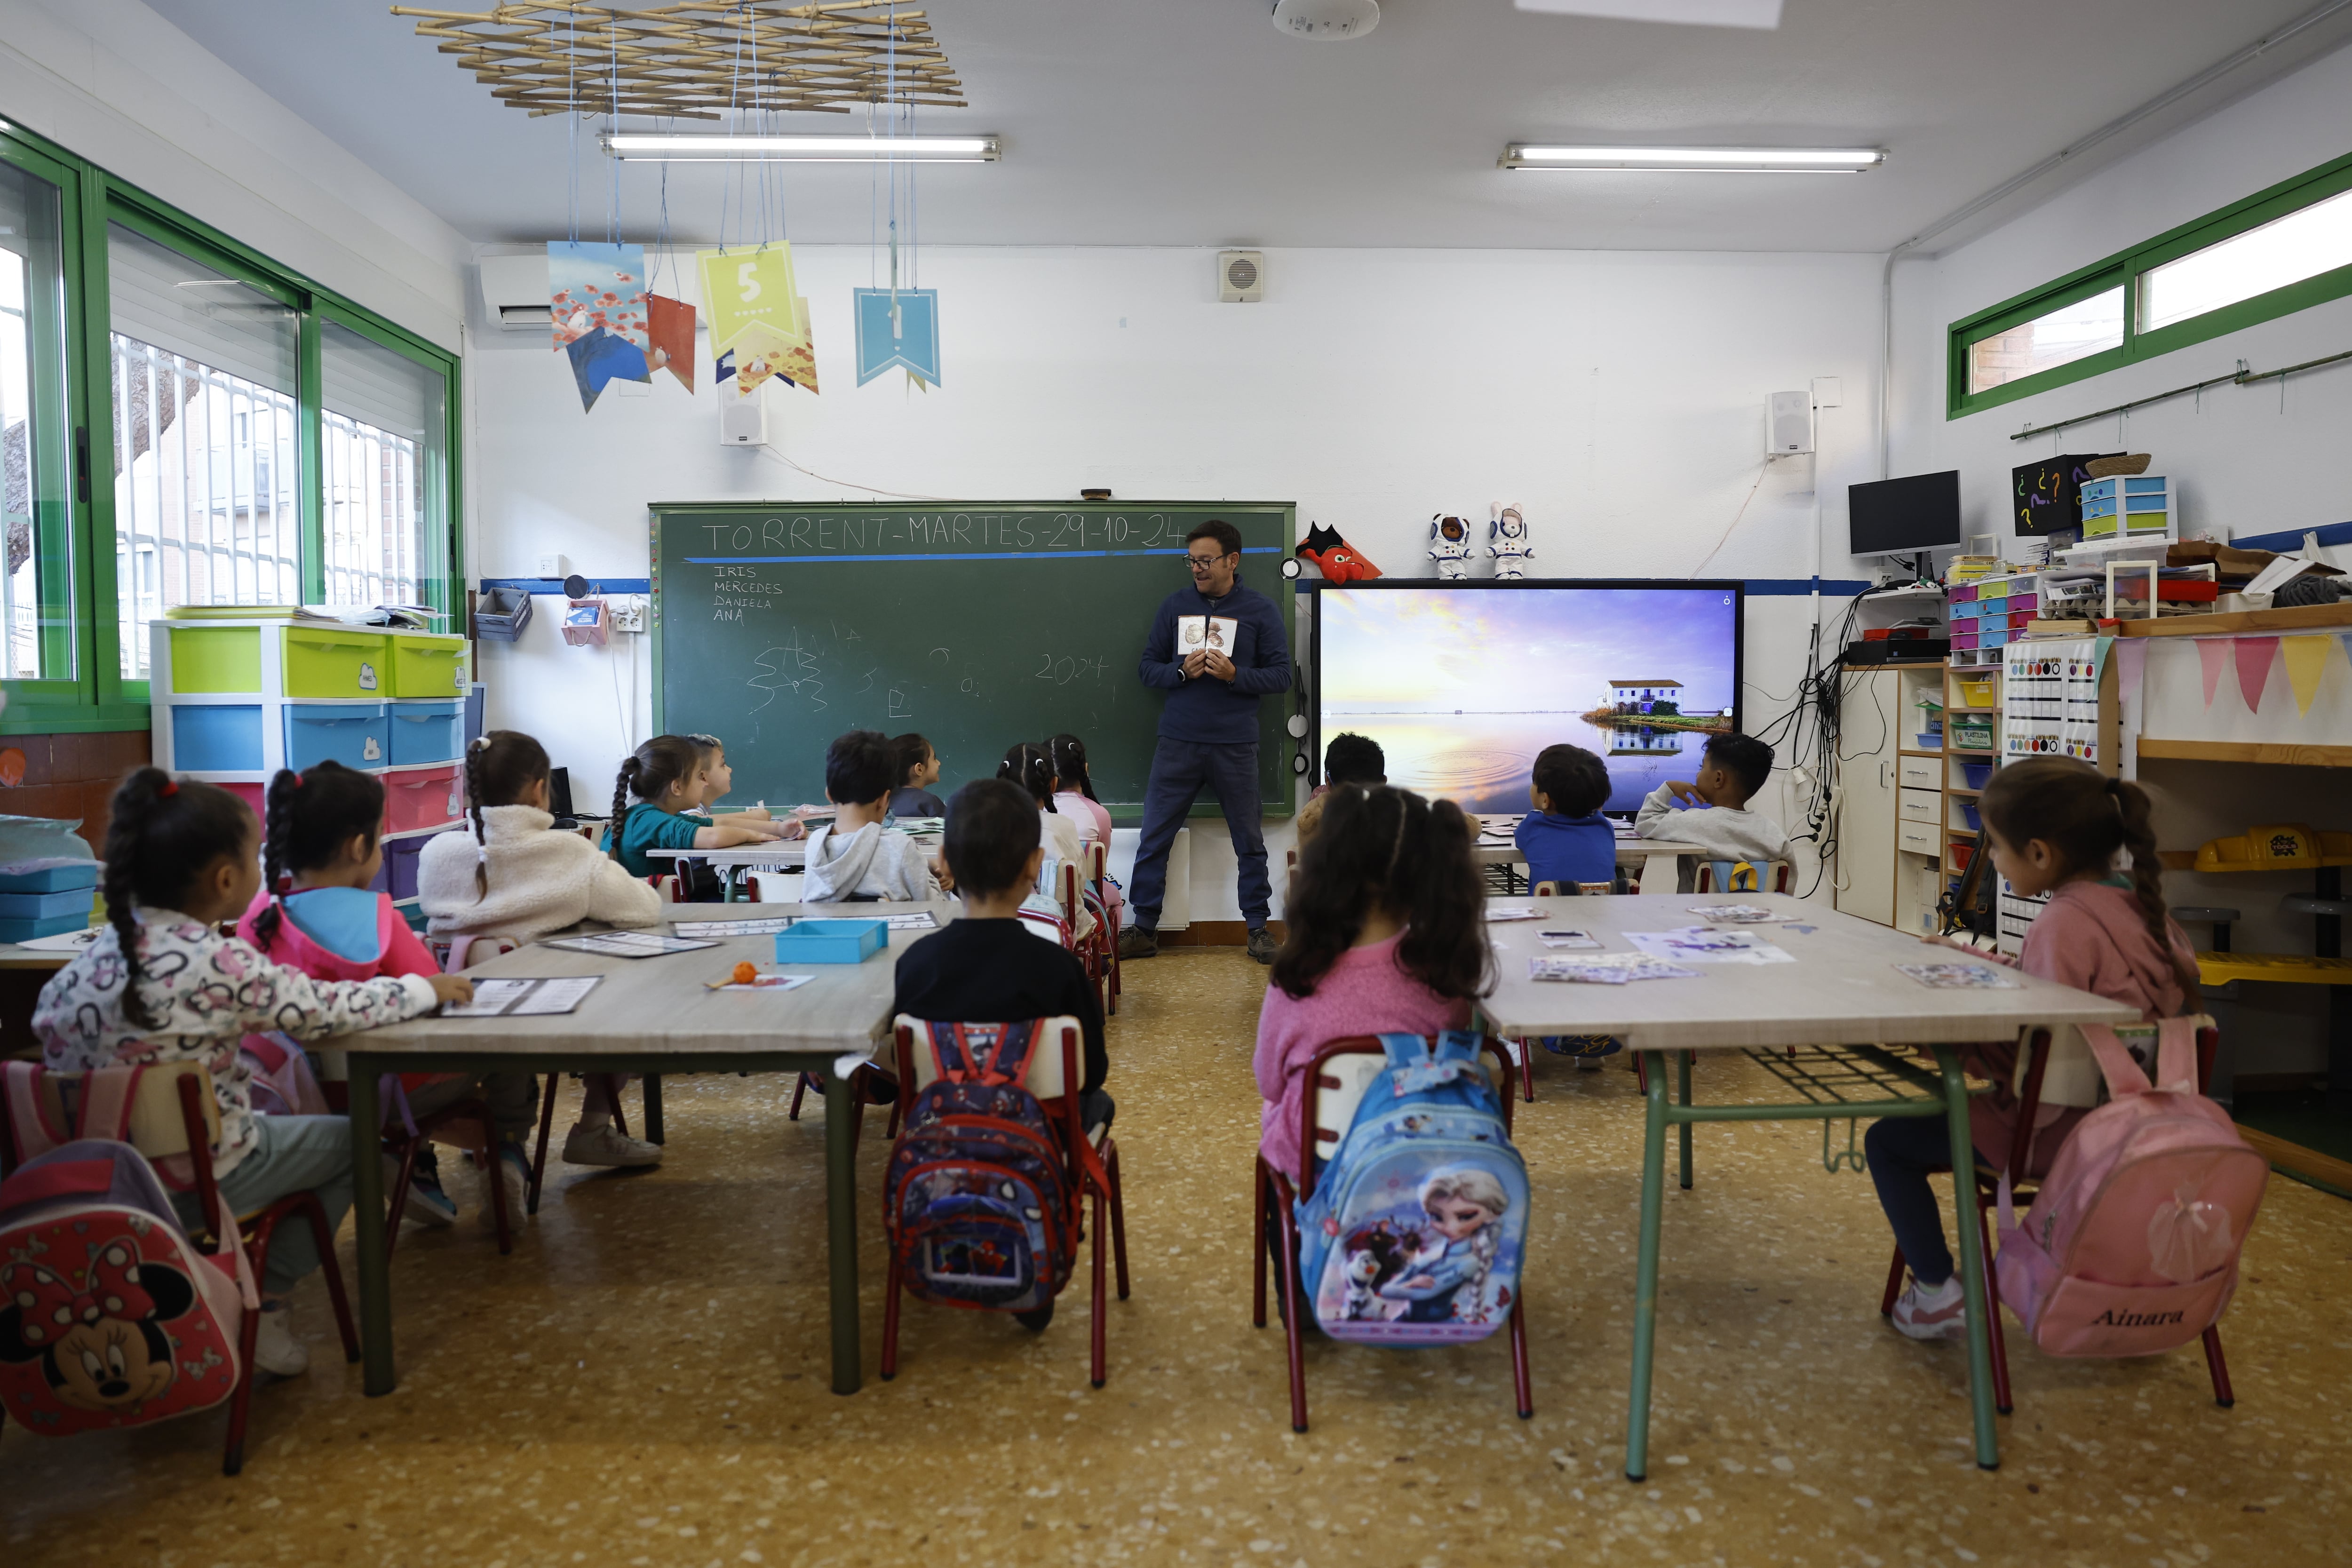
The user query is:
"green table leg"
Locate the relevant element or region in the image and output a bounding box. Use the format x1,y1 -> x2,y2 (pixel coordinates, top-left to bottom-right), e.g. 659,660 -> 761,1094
348,1060 -> 395,1397
1626,1058 -> 1670,1482
1937,1046 -> 2001,1471
823,1062 -> 863,1395
1677,1050 -> 1694,1191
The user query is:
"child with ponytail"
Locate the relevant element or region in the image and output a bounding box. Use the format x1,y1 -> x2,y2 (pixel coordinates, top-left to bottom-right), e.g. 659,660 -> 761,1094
1047,732 -> 1122,931
1868,756 -> 2202,1341
419,731 -> 667,1169
999,741 -> 1095,941
605,734 -> 791,885
34,770 -> 471,1377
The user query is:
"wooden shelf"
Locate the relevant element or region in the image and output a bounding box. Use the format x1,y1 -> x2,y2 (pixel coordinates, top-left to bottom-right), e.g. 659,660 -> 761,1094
1947,744 -> 1997,756
2119,601 -> 2352,639
1898,747 -> 1944,758
2199,952 -> 2352,987
1947,826 -> 1978,839
2139,737 -> 2352,769
1947,785 -> 1981,797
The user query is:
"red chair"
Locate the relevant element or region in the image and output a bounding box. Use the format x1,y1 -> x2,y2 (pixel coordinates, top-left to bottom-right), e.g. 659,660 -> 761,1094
1252,1035 -> 1533,1432
880,1015 -> 1129,1387
1083,840 -> 1122,1017
1878,1020 -> 2235,1413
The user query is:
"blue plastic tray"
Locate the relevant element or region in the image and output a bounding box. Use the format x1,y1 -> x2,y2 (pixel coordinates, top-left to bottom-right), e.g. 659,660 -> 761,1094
774,918 -> 888,964
0,887 -> 95,920
0,912 -> 94,943
0,862 -> 100,893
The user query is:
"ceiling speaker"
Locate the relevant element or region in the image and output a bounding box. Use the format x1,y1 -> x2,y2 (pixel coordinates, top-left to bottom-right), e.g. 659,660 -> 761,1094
1219,250 -> 1264,303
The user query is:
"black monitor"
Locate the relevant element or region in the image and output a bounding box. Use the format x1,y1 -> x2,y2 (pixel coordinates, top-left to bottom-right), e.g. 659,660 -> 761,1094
1848,470 -> 1962,559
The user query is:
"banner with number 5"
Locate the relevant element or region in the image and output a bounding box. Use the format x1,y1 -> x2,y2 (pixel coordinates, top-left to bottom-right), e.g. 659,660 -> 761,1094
696,245 -> 805,359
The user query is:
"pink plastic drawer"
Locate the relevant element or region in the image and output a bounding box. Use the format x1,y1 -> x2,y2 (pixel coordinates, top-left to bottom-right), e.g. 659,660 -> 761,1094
219,780 -> 265,818
384,765 -> 461,834
1952,631 -> 1980,650
1948,584 -> 1979,602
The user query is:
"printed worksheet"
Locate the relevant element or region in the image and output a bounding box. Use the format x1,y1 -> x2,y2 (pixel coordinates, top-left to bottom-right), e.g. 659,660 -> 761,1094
1895,962 -> 2020,989
541,931 -> 721,958
711,974 -> 817,993
1535,928 -> 1602,949
1530,954 -> 1699,984
441,976 -> 604,1018
667,916 -> 795,937
1686,904 -> 1779,924
1485,905 -> 1543,922
1623,927 -> 1796,965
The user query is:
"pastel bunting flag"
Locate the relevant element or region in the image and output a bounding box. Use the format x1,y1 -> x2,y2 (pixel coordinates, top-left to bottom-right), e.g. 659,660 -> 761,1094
2281,635 -> 2334,716
2196,637 -> 2228,708
2233,636 -> 2279,713
2115,637 -> 2147,695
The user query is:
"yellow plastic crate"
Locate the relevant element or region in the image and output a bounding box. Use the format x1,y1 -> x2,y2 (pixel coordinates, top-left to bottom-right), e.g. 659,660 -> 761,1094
1956,676 -> 1998,708
280,626 -> 389,698
387,635 -> 468,697
167,626 -> 261,693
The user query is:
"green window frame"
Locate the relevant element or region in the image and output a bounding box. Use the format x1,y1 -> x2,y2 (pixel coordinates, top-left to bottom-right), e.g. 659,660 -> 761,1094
1949,146 -> 2352,420
0,122 -> 463,734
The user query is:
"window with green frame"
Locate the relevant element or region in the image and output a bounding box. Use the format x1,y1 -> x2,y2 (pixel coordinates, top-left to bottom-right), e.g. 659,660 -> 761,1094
0,122 -> 461,734
1949,147 -> 2352,419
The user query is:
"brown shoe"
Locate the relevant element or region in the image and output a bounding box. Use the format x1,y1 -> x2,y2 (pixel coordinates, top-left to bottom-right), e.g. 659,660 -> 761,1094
1117,925 -> 1158,960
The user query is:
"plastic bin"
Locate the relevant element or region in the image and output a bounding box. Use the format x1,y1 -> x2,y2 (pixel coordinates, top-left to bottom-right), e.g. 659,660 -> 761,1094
0,861 -> 99,894
1958,677 -> 1997,708
388,636 -> 468,697
281,626 -> 388,698
171,704 -> 265,771
1958,800 -> 1984,833
285,704 -> 389,770
0,886 -> 95,920
1952,718 -> 1995,751
167,626 -> 261,693
774,918 -> 888,964
1958,760 -> 1994,789
383,835 -> 429,899
389,700 -> 464,764
473,587 -> 532,643
0,911 -> 93,943
1950,842 -> 1974,872
385,766 -> 462,834
219,780 -> 265,818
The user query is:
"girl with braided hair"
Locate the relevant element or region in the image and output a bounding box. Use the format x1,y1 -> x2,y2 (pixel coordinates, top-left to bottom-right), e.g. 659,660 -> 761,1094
33,769 -> 471,1377
1047,732 -> 1121,931
1868,756 -> 2203,1343
418,730 -> 668,1169
604,734 -> 791,885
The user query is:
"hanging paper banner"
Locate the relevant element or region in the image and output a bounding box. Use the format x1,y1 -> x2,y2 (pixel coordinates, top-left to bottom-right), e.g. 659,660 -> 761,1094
2281,635 -> 2334,716
2113,637 -> 2149,782
564,327 -> 649,412
2233,636 -> 2279,712
728,298 -> 819,397
698,245 -> 803,359
645,294 -> 696,392
549,241 -> 649,351
2195,638 -> 2228,708
854,287 -> 941,387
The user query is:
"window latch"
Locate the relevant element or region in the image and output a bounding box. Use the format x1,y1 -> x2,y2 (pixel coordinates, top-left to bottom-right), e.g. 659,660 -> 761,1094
74,425 -> 90,503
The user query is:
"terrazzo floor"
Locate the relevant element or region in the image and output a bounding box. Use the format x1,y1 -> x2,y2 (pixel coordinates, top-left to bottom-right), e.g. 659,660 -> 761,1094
7,947 -> 2351,1567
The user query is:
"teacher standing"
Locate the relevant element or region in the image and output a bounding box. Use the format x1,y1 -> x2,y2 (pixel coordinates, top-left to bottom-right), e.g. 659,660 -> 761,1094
1123,519 -> 1292,964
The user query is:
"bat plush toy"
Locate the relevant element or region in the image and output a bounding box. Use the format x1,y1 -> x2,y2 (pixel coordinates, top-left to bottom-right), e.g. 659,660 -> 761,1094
1297,523 -> 1383,584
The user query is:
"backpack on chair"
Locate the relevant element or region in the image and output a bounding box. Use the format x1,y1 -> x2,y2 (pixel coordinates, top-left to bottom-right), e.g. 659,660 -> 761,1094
1995,1019 -> 2268,1357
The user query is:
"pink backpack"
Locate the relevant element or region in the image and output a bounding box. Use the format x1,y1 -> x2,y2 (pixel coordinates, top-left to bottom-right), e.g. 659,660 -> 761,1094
1996,1019 -> 2268,1357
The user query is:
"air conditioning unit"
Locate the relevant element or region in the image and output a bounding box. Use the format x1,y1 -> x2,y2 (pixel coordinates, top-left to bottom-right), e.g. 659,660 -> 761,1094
1767,389 -> 1813,455
720,386 -> 771,447
1218,250 -> 1264,303
478,253 -> 553,332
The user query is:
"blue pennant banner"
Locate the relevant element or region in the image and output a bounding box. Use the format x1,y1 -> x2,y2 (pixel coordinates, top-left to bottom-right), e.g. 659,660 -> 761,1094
853,288 -> 941,387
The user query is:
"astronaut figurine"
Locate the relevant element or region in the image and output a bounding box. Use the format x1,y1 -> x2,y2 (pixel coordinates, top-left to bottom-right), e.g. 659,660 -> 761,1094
1428,514 -> 1474,581
1487,502 -> 1534,579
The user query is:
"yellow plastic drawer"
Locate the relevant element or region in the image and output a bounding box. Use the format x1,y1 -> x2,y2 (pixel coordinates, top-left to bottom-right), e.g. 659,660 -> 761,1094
280,626 -> 389,698
387,635 -> 468,697
167,626 -> 261,693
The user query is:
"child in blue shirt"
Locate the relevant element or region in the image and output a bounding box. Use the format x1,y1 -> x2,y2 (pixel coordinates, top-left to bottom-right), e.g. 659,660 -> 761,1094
605,734 -> 792,885
1514,743 -> 1616,890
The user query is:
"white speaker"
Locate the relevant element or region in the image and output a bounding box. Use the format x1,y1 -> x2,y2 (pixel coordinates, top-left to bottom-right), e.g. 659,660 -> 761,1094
1766,390 -> 1812,455
720,389 -> 771,447
1218,250 -> 1264,303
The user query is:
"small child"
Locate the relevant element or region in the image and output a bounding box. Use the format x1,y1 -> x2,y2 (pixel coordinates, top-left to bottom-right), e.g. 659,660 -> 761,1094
803,730 -> 944,903
1319,731 -> 1387,795
1515,742 -> 1617,889
888,733 -> 947,819
605,734 -> 791,886
421,731 -> 666,1170
685,732 -> 800,838
1254,786 -> 1492,1178
34,769 -> 471,1377
1867,757 -> 2202,1340
1635,733 -> 1788,866
238,761 -> 537,1225
1000,741 -> 1095,942
1048,732 -> 1122,932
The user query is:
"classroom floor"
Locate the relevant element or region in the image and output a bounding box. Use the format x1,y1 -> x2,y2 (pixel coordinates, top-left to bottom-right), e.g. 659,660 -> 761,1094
8,948 -> 2352,1567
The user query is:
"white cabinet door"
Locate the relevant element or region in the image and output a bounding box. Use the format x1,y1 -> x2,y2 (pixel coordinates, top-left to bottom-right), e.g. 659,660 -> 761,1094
1833,668 -> 1898,927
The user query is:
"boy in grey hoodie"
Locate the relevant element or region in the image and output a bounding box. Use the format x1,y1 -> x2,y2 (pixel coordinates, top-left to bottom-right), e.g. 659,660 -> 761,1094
1636,732 -> 1789,867
802,730 -> 946,903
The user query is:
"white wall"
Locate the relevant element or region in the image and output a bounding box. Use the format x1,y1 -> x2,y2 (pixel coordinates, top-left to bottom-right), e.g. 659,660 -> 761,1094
469,243 -> 1890,914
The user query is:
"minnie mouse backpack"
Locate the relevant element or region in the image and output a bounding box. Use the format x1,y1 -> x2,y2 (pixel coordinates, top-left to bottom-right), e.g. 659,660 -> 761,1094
1,1062 -> 252,1438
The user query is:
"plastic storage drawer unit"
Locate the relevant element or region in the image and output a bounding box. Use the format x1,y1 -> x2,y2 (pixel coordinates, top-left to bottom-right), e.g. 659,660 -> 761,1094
389,700 -> 465,764
171,704 -> 264,772
0,886 -> 95,921
372,835 -> 430,899
389,636 -> 468,697
385,766 -> 462,834
167,626 -> 262,693
219,780 -> 266,819
0,862 -> 98,894
281,627 -> 388,698
285,704 -> 389,770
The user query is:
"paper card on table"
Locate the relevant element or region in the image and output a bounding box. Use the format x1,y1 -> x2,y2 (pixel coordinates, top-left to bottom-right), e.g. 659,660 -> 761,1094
1686,904 -> 1778,923
1535,928 -> 1602,948
883,911 -> 938,931
666,916 -> 795,937
1530,954 -> 1698,984
1894,962 -> 2019,990
712,974 -> 816,993
14,926 -> 101,952
1484,905 -> 1543,922
1623,927 -> 1795,965
540,931 -> 720,958
549,241 -> 648,350
698,244 -> 802,357
646,293 -> 696,391
441,975 -> 604,1018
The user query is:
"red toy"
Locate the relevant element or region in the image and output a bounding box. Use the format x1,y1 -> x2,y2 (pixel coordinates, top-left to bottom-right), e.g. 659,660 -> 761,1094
1297,523 -> 1383,584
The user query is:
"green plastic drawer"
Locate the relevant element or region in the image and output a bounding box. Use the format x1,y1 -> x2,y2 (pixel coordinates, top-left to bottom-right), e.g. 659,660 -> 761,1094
387,635 -> 468,697
281,626 -> 388,698
167,626 -> 262,693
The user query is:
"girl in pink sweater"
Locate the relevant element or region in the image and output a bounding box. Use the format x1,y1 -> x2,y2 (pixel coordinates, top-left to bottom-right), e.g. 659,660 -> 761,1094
1254,786 -> 1494,1176
1868,757 -> 2202,1340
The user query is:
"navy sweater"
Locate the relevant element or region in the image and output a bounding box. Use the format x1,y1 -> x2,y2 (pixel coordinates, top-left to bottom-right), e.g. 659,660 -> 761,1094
1137,579 -> 1292,744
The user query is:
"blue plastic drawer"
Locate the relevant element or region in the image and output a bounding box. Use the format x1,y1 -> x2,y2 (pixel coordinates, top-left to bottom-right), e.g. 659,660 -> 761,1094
170,704 -> 264,772
0,911 -> 93,942
0,887 -> 93,920
388,700 -> 464,765
774,918 -> 888,964
0,862 -> 99,894
284,704 -> 389,771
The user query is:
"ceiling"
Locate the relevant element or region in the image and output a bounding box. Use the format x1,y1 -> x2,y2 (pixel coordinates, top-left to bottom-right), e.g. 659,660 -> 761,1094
142,0 -> 2352,253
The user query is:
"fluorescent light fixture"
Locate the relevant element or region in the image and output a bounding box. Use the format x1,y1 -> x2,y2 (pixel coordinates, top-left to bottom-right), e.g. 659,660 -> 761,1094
1503,144 -> 1884,172
1515,0 -> 1782,28
602,132 -> 998,163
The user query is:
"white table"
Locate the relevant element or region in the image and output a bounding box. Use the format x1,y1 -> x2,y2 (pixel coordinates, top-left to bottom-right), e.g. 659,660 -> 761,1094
1469,832 -> 1710,895
1478,893 -> 2137,1481
344,900 -> 957,1400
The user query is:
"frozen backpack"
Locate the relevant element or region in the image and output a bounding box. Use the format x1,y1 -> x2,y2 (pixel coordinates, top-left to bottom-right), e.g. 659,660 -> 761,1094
884,1021 -> 1080,1314
1995,1019 -> 2268,1358
0,1063 -> 253,1437
1295,1032 -> 1530,1345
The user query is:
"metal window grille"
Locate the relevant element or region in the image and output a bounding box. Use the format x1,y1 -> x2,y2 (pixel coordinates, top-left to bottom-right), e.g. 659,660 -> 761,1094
1,267 -> 35,679
322,409 -> 421,611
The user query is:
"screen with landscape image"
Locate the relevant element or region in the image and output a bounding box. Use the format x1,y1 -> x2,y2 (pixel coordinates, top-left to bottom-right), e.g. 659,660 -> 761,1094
1315,584 -> 1742,815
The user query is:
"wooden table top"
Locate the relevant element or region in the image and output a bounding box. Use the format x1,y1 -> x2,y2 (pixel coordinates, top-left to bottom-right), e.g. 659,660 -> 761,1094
350,901 -> 961,1059
1477,893 -> 2136,1050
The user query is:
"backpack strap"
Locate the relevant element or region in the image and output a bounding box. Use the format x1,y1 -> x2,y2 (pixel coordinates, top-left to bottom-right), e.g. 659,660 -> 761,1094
980,1020 -> 1041,1084
2076,1023 -> 2155,1098
927,1021 -> 1032,1088
2150,1016 -> 2201,1093
3,1060 -> 67,1162
73,1065 -> 144,1144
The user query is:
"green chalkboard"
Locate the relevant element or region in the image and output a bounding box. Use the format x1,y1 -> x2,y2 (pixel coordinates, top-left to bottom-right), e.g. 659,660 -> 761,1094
648,501 -> 1298,817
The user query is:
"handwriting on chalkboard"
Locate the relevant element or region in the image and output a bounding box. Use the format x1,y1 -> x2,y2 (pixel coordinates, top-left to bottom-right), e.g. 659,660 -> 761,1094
748,634 -> 825,713
1034,653 -> 1111,686
689,511 -> 1188,559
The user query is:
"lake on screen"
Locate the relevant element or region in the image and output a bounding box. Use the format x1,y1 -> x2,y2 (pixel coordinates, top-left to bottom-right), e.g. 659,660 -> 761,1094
1325,715 -> 1699,815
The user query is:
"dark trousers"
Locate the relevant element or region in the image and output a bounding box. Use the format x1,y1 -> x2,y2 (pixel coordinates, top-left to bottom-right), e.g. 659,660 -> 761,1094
1128,737 -> 1270,930
1863,1114 -> 1990,1289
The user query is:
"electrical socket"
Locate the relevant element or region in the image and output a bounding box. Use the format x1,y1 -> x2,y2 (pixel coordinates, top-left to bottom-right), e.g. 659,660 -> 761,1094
610,597 -> 646,634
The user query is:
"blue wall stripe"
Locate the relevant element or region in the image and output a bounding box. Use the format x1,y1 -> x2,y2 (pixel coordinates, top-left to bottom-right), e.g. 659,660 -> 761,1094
2226,520 -> 2352,552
